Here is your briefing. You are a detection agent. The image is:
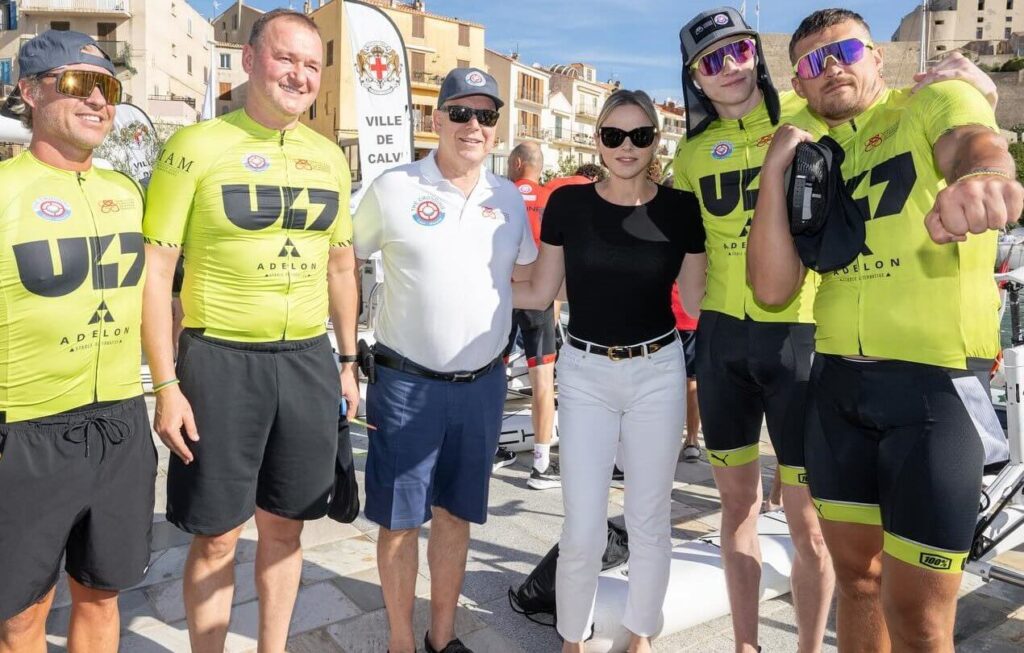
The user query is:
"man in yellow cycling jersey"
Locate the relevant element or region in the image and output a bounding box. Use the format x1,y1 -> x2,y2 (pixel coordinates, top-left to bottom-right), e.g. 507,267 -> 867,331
0,31 -> 154,653
749,8 -> 1024,650
141,10 -> 358,652
674,7 -> 999,651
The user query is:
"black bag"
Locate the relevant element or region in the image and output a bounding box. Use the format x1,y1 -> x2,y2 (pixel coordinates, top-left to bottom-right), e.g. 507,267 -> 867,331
785,136 -> 868,273
327,413 -> 360,523
508,520 -> 629,626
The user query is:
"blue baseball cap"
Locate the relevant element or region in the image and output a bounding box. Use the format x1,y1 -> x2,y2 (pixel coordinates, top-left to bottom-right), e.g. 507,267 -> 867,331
437,67 -> 504,109
16,30 -> 116,78
2,30 -> 116,118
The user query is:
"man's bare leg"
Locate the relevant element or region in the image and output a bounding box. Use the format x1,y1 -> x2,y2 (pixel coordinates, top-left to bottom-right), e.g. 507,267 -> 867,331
378,525 -> 420,653
684,377 -> 700,447
67,578 -> 120,653
0,587 -> 54,653
254,509 -> 305,653
712,462 -> 764,653
781,485 -> 834,653
426,507 -> 470,649
820,521 -> 888,653
183,525 -> 244,653
529,362 -> 556,472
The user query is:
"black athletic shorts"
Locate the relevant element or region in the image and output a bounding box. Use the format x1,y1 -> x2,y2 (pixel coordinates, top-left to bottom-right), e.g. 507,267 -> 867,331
694,311 -> 814,484
0,397 -> 156,621
805,354 -> 986,574
506,306 -> 558,368
678,329 -> 696,379
167,330 -> 340,535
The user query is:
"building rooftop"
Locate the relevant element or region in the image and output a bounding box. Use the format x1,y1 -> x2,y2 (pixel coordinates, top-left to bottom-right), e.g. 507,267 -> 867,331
360,0 -> 484,29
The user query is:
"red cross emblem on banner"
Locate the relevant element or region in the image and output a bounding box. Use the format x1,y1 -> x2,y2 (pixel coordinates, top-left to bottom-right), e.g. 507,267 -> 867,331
369,57 -> 388,81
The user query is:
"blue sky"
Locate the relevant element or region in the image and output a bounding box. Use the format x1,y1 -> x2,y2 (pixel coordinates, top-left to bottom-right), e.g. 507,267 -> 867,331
187,0 -> 913,102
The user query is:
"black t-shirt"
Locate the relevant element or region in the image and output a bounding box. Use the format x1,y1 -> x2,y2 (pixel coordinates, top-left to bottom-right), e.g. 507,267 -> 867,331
541,183 -> 705,345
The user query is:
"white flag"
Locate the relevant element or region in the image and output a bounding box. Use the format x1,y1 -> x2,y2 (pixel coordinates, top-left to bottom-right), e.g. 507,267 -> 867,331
200,41 -> 217,121
344,0 -> 413,199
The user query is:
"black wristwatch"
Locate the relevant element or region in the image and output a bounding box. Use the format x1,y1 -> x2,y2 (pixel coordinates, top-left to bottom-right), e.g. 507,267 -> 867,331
338,354 -> 359,363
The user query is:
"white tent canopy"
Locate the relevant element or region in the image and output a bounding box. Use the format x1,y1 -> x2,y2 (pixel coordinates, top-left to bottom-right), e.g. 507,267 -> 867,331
0,114 -> 30,145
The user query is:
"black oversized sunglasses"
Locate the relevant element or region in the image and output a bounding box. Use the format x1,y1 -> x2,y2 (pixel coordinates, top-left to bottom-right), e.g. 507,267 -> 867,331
444,104 -> 500,127
598,126 -> 658,149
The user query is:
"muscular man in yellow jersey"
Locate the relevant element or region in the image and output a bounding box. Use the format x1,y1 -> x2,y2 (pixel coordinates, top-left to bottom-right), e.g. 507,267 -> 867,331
0,32 -> 155,653
142,10 -> 359,652
749,8 -> 1024,650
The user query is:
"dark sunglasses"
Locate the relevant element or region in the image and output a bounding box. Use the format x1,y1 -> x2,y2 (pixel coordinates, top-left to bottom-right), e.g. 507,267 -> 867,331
598,126 -> 658,149
794,37 -> 873,80
692,38 -> 756,77
37,69 -> 122,105
444,104 -> 500,127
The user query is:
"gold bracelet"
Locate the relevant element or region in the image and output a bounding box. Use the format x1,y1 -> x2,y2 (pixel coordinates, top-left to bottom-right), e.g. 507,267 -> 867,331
956,169 -> 1013,183
152,378 -> 181,393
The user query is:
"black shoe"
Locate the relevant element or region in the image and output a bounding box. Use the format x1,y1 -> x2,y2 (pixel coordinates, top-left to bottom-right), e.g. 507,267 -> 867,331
493,446 -> 516,471
425,632 -> 474,653
611,465 -> 624,488
527,460 -> 561,490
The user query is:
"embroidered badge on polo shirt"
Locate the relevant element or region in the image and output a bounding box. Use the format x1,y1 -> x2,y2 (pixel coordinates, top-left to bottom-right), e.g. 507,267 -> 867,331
411,194 -> 446,226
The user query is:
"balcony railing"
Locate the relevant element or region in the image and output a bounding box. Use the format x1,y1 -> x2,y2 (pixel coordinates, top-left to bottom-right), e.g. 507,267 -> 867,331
516,125 -> 550,140
571,132 -> 595,147
411,71 -> 445,87
517,92 -> 544,105
149,94 -> 195,108
575,105 -> 599,120
19,0 -> 131,15
662,123 -> 685,135
95,40 -> 129,65
414,118 -> 435,134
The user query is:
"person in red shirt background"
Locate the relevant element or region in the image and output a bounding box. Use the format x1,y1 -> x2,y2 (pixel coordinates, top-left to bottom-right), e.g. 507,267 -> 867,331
503,142 -> 561,489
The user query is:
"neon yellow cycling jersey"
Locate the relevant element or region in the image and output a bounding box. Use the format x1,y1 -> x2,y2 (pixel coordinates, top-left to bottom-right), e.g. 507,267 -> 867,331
143,109 -> 353,342
788,81 -> 1000,369
674,91 -> 817,323
0,152 -> 144,422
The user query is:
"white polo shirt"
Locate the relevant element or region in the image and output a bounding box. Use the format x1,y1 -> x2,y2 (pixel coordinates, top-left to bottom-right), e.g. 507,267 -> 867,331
354,152 -> 537,372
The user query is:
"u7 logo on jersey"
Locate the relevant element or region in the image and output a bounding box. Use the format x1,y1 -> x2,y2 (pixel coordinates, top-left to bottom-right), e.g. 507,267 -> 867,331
845,151 -> 916,221
698,167 -> 761,218
222,185 -> 340,232
14,233 -> 145,298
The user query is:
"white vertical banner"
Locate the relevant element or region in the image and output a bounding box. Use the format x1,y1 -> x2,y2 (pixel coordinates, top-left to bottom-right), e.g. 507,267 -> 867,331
200,40 -> 218,121
344,0 -> 413,196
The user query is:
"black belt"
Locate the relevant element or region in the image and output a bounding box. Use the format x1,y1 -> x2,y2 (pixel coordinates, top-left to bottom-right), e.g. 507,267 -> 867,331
373,351 -> 503,383
568,331 -> 677,361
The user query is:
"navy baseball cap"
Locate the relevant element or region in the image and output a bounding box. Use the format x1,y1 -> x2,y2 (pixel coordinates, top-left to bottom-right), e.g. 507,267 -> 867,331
2,30 -> 116,117
437,67 -> 504,109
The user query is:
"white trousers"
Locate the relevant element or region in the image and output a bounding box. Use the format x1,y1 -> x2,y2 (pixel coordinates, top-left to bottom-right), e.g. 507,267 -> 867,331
554,335 -> 687,641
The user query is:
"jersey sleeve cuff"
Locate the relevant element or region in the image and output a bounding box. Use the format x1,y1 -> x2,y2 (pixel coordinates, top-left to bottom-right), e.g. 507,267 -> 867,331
143,237 -> 182,248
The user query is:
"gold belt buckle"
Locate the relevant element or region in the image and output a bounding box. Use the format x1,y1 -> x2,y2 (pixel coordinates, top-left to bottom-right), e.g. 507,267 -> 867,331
607,346 -> 629,361
648,342 -> 662,354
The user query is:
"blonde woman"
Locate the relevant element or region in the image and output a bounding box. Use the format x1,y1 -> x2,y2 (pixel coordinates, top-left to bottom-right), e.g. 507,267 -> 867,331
513,90 -> 707,652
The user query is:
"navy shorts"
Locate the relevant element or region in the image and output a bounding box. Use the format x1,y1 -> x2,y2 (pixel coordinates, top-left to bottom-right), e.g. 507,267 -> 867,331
364,347 -> 506,531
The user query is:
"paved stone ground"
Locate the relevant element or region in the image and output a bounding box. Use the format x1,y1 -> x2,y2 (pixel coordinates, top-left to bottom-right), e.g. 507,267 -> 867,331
41,396 -> 1024,652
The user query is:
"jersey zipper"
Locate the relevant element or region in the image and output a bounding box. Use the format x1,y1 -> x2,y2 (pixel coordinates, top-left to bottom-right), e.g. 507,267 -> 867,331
279,129 -> 291,341
79,171 -> 103,403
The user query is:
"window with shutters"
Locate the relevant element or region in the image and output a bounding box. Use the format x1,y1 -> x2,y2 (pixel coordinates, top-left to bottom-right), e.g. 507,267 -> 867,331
413,15 -> 424,38
459,24 -> 470,46
219,83 -> 232,100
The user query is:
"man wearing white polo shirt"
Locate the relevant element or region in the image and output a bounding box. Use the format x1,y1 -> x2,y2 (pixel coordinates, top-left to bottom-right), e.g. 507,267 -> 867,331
353,67 -> 537,653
